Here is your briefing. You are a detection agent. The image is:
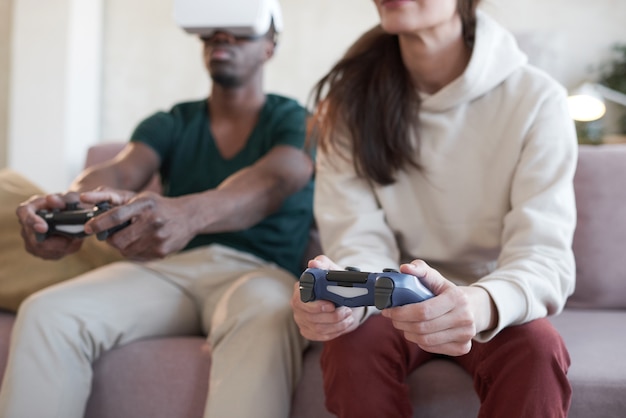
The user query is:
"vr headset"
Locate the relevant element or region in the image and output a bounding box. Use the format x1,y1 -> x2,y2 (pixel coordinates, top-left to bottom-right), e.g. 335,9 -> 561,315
174,0 -> 283,39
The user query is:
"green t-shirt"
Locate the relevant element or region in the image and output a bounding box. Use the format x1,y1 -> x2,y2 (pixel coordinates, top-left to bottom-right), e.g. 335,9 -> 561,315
130,94 -> 314,276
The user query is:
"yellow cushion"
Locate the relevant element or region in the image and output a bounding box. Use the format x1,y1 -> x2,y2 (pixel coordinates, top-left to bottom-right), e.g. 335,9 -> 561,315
0,169 -> 122,312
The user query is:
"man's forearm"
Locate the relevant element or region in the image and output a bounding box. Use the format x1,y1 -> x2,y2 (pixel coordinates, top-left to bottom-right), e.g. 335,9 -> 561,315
186,158 -> 310,235
68,164 -> 126,193
183,173 -> 291,235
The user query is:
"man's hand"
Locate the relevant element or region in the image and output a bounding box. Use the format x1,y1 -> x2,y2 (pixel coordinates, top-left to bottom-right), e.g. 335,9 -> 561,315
80,186 -> 136,207
83,190 -> 196,261
291,255 -> 365,341
16,192 -> 85,260
381,260 -> 497,356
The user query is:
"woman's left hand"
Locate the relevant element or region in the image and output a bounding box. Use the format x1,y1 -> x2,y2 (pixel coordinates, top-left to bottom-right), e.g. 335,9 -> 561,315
381,259 -> 497,356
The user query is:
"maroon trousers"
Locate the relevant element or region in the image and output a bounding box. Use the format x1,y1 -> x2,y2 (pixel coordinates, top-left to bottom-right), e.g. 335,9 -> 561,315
321,315 -> 571,418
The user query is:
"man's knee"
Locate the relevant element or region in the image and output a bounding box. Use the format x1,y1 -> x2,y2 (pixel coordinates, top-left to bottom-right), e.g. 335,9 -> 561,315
18,286 -> 74,326
224,270 -> 294,311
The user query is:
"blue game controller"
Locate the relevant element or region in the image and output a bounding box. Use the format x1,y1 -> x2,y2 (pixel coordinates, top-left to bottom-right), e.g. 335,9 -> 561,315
374,270 -> 435,310
35,201 -> 130,242
299,267 -> 435,309
299,267 -> 376,307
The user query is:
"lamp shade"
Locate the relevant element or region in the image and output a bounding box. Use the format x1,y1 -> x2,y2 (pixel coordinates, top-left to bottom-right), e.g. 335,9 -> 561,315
567,83 -> 607,122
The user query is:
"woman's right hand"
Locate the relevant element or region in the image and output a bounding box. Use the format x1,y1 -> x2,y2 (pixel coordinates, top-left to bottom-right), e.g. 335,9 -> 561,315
291,255 -> 365,341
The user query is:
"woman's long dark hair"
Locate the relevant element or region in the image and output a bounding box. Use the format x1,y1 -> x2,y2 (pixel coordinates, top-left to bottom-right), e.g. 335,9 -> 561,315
308,1 -> 481,185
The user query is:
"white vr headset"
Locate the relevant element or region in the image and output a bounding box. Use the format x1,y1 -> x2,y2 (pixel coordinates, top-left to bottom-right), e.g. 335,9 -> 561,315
174,0 -> 283,39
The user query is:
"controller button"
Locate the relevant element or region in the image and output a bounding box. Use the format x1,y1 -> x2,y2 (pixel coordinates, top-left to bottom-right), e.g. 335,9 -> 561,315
382,268 -> 399,273
374,277 -> 394,310
345,266 -> 361,272
299,272 -> 316,302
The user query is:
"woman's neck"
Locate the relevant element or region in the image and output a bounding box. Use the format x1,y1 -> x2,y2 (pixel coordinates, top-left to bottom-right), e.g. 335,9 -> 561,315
398,16 -> 471,95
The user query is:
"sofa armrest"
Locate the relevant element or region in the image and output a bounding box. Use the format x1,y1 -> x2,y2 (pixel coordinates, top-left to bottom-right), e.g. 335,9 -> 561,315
568,144 -> 626,309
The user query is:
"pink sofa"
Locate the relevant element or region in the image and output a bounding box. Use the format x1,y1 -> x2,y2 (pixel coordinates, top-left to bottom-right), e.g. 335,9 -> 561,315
1,143 -> 626,417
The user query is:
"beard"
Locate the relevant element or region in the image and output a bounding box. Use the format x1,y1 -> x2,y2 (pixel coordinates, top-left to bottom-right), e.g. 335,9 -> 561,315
211,71 -> 243,88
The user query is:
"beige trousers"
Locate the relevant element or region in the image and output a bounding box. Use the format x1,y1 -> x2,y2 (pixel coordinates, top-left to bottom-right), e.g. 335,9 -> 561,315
0,244 -> 307,418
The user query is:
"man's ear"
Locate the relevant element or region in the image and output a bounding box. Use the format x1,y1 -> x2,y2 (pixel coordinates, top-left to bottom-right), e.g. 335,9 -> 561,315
264,39 -> 275,60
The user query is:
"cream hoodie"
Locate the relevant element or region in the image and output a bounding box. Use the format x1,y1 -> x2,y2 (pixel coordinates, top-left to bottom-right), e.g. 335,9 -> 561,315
314,11 -> 578,342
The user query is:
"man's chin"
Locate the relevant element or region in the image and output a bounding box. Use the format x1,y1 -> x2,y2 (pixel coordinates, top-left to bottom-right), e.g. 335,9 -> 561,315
211,73 -> 242,88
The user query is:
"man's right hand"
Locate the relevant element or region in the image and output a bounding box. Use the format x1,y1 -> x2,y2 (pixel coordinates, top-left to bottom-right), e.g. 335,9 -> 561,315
16,192 -> 84,260
82,189 -> 195,261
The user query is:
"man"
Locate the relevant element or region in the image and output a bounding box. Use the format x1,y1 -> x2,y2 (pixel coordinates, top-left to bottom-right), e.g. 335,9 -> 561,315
0,11 -> 313,418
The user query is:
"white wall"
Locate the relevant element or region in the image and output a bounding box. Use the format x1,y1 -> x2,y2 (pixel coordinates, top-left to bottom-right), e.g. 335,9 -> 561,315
5,0 -> 626,191
484,0 -> 626,89
8,0 -> 71,190
101,0 -> 208,143
101,0 -> 378,141
0,0 -> 11,169
7,0 -> 102,191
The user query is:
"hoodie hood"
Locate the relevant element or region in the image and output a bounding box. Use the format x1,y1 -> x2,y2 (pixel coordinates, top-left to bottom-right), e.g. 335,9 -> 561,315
421,10 -> 528,112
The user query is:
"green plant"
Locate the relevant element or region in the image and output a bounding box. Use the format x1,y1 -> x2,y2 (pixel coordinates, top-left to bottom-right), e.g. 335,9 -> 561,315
599,43 -> 626,133
599,43 -> 626,93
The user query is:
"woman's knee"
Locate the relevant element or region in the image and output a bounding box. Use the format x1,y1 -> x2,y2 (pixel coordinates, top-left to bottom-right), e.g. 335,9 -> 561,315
493,319 -> 570,372
518,319 -> 568,358
321,315 -> 405,372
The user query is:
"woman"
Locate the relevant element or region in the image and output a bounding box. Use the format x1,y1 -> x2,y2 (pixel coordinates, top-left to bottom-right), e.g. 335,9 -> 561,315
291,0 -> 577,417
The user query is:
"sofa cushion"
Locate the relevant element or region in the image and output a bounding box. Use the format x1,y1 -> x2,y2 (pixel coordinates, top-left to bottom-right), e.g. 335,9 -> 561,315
0,310 -> 14,380
568,144 -> 626,309
549,309 -> 626,418
291,341 -> 480,418
0,169 -> 122,312
85,337 -> 211,418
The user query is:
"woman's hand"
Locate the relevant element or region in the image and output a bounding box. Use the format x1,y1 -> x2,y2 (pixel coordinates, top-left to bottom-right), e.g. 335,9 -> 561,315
381,259 -> 497,356
291,255 -> 365,341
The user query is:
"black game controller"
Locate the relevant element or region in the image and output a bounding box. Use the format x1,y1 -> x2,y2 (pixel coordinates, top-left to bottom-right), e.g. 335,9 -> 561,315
35,201 -> 130,242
